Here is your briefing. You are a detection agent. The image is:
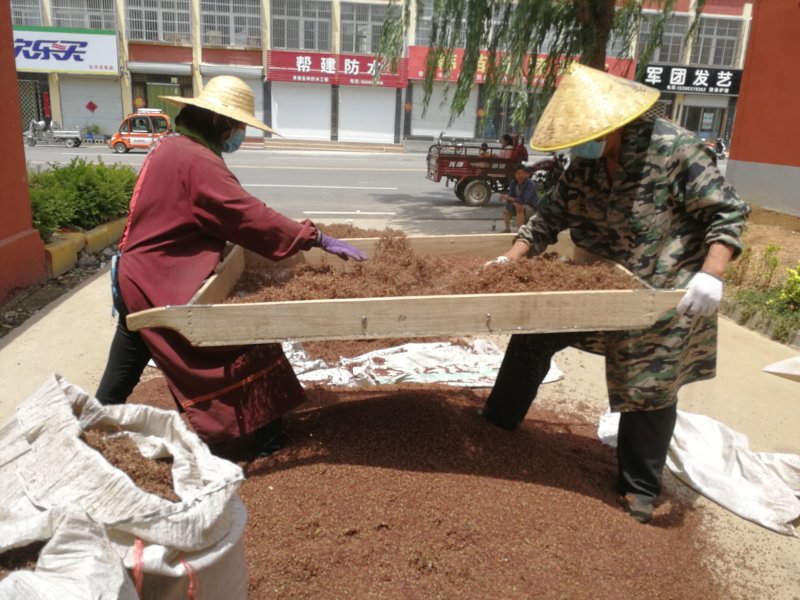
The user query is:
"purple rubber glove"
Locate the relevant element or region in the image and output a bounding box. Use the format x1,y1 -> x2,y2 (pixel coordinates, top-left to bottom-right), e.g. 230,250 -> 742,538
318,233 -> 368,261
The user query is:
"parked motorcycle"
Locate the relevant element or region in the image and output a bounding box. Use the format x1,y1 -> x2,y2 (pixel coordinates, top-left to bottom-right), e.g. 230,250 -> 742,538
526,152 -> 570,196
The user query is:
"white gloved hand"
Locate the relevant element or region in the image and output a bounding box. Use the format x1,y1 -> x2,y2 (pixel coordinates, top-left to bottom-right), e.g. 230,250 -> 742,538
676,272 -> 724,317
483,255 -> 511,268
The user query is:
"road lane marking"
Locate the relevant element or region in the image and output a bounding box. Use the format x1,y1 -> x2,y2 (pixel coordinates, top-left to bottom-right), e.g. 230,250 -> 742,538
235,165 -> 422,172
243,184 -> 398,190
304,211 -> 397,216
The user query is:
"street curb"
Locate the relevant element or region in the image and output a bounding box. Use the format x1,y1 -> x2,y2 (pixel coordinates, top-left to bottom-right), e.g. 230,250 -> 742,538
84,218 -> 126,254
44,216 -> 127,278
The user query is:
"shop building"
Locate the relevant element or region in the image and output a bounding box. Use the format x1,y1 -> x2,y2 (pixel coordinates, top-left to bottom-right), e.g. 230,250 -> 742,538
635,1 -> 752,144
10,0 -> 754,146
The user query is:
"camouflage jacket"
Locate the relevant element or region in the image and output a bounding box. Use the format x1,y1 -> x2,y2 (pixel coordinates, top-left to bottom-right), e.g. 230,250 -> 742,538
516,117 -> 749,411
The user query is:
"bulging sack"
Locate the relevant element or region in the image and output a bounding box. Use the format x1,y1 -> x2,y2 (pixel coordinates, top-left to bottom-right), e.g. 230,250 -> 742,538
0,374 -> 248,599
0,508 -> 137,600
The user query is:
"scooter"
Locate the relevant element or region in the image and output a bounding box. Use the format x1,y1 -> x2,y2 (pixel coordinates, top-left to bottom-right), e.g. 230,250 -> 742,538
705,137 -> 728,162
715,137 -> 728,160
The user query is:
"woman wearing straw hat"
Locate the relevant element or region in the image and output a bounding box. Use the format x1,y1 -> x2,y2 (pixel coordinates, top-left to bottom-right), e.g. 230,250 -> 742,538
480,64 -> 749,523
96,75 -> 367,460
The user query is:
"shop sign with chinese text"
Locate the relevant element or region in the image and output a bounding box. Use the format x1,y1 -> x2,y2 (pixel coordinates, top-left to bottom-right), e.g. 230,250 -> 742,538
13,26 -> 119,75
267,50 -> 406,87
643,64 -> 742,95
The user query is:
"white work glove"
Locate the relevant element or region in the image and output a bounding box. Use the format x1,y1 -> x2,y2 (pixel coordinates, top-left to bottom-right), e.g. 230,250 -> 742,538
676,272 -> 723,317
483,255 -> 511,268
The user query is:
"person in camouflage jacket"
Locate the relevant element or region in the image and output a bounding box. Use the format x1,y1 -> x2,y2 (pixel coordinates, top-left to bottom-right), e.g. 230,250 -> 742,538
479,64 -> 749,524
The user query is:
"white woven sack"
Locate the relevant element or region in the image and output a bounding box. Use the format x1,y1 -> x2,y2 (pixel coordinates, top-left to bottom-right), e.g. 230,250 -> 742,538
125,497 -> 248,600
0,507 -> 137,599
0,374 -> 249,599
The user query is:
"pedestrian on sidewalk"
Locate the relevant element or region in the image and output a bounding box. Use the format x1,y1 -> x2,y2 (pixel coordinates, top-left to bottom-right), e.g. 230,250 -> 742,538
480,64 -> 749,523
95,75 -> 367,460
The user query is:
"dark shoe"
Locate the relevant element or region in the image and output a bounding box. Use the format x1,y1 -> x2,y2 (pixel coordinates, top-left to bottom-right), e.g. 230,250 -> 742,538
477,407 -> 517,431
254,418 -> 288,457
255,430 -> 287,458
617,494 -> 655,524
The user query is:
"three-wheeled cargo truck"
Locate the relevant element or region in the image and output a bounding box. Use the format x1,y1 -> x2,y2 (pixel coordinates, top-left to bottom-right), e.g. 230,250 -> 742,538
24,120 -> 85,148
426,141 -> 569,207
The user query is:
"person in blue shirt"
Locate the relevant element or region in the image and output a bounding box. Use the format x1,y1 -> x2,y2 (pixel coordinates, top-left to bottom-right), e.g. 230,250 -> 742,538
500,163 -> 538,233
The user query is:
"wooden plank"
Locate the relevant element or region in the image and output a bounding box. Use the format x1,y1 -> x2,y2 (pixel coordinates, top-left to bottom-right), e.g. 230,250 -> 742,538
126,288 -> 685,347
189,244 -> 245,305
126,232 -> 684,346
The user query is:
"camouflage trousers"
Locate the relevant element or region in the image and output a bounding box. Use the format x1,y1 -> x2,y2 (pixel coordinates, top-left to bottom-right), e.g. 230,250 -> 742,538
485,310 -> 717,422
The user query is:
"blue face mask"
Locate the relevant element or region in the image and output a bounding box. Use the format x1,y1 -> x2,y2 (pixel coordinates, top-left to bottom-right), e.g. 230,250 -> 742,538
222,128 -> 246,153
571,139 -> 606,160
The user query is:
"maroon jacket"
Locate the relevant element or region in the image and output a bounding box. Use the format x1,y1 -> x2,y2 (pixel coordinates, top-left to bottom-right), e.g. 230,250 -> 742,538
118,134 -> 317,445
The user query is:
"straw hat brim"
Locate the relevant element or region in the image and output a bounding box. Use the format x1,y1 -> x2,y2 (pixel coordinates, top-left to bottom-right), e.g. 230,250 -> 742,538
160,95 -> 278,135
531,64 -> 660,152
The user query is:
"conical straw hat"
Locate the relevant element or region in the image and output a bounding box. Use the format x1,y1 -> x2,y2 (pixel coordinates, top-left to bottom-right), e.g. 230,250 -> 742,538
531,63 -> 659,151
160,75 -> 275,134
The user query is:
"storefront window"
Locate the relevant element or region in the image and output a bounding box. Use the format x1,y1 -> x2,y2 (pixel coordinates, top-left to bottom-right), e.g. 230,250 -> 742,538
200,0 -> 261,47
51,0 -> 115,30
132,74 -> 192,123
690,17 -> 742,67
271,0 -> 331,51
683,105 -> 723,140
127,0 -> 191,43
637,12 -> 690,64
10,0 -> 43,26
340,2 -> 397,54
414,0 -> 466,48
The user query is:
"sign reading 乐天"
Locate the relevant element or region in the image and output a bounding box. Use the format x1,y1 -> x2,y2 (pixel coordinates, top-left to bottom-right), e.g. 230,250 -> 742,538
13,26 -> 119,75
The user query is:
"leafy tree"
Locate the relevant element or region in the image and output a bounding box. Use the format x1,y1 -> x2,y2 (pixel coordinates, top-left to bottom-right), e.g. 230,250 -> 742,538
378,0 -> 707,131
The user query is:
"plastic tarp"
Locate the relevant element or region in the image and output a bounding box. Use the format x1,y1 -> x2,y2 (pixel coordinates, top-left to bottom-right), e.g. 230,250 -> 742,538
0,374 -> 248,599
598,410 -> 800,536
763,356 -> 800,384
283,339 -> 564,387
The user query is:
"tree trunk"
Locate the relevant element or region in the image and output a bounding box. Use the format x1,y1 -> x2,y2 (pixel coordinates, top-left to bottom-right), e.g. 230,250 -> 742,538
576,0 -> 617,70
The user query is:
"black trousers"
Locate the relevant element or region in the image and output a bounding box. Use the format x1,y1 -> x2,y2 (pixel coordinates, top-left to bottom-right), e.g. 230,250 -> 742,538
95,294 -> 151,405
94,290 -> 286,460
482,333 -> 678,500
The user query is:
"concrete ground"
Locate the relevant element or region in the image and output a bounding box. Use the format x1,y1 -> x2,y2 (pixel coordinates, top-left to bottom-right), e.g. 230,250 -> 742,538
1,250 -> 798,597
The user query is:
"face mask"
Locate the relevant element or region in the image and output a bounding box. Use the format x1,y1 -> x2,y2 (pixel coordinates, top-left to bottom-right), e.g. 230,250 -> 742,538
222,128 -> 246,153
571,139 -> 606,160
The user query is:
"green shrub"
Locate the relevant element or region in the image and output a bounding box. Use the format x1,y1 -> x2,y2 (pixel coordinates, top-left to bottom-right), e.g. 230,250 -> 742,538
27,158 -> 137,242
778,266 -> 800,311
729,285 -> 800,344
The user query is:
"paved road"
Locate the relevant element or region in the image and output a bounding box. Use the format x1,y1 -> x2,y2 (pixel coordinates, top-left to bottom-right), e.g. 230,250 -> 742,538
23,143 -> 730,234
23,145 -> 514,235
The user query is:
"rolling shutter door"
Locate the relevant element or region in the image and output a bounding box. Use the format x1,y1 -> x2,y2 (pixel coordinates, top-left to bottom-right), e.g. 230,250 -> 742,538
58,76 -> 122,138
338,86 -> 395,143
411,82 -> 477,139
270,82 -> 330,141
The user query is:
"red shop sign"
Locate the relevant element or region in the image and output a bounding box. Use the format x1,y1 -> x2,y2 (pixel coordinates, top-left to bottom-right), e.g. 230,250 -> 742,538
267,50 -> 407,88
407,45 -> 636,84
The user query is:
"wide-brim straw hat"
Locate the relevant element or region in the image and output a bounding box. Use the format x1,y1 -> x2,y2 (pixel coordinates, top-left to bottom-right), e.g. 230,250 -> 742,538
531,63 -> 660,151
160,75 -> 276,134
